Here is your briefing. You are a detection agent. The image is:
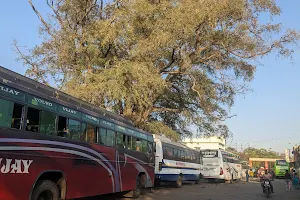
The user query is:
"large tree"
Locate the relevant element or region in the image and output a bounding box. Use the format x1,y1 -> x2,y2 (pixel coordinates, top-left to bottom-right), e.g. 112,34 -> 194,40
15,0 -> 299,140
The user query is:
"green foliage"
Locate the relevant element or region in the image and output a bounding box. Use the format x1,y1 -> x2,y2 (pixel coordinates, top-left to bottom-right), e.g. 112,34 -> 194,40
243,147 -> 280,159
15,0 -> 300,139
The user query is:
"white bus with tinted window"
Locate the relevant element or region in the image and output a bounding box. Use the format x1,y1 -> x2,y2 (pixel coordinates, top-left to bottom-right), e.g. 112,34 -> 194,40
154,135 -> 203,187
201,149 -> 242,182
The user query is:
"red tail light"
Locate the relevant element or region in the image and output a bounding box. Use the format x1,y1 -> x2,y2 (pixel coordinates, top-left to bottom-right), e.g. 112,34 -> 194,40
220,167 -> 224,175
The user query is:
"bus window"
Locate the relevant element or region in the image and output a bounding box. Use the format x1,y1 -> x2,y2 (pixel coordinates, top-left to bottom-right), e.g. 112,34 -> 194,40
136,139 -> 147,153
0,99 -> 13,128
132,137 -> 137,150
99,128 -> 106,145
180,150 -> 185,161
26,107 -> 40,132
11,103 -> 23,129
81,123 -> 87,140
166,147 -> 173,158
141,140 -> 147,153
85,124 -> 96,143
106,129 -> 115,147
173,148 -> 179,159
127,136 -> 133,150
39,110 -> 56,135
185,151 -> 191,161
116,132 -> 125,148
58,116 -> 68,137
68,119 -> 81,140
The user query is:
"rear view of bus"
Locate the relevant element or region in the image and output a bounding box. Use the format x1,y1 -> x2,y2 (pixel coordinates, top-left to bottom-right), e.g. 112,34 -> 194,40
201,150 -> 224,181
274,160 -> 289,178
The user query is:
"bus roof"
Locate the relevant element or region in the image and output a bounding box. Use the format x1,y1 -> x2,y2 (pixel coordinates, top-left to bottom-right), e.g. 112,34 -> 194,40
0,66 -> 153,139
153,134 -> 199,152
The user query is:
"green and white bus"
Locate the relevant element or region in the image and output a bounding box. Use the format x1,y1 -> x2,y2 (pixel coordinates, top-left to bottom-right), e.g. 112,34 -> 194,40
274,160 -> 289,178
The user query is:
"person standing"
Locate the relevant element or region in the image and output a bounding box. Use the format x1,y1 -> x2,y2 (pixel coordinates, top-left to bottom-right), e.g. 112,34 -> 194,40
246,169 -> 249,182
292,172 -> 299,189
284,170 -> 292,191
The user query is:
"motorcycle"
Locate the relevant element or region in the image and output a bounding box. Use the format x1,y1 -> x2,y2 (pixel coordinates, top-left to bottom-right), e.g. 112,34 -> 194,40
263,180 -> 272,198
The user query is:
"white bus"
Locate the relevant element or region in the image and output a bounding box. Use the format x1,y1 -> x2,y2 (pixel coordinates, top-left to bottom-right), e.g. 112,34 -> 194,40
154,135 -> 203,187
201,149 -> 242,182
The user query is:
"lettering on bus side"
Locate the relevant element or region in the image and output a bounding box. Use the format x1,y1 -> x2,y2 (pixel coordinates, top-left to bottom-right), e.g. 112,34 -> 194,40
0,85 -> 20,96
62,107 -> 77,115
176,162 -> 185,166
0,158 -> 33,174
33,97 -> 53,107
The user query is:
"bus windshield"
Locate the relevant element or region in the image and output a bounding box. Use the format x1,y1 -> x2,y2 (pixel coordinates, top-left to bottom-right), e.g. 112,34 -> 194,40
276,160 -> 288,166
201,150 -> 219,164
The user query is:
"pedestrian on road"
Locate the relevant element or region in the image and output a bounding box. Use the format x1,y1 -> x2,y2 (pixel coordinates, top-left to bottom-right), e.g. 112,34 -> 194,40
284,170 -> 292,191
292,172 -> 299,189
246,169 -> 249,182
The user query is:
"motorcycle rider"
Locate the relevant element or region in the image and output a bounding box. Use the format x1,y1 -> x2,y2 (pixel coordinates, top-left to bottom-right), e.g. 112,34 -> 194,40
262,169 -> 274,193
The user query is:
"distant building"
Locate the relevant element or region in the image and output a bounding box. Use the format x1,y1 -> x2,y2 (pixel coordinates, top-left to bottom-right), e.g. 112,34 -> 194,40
285,148 -> 291,162
292,145 -> 300,162
182,136 -> 226,150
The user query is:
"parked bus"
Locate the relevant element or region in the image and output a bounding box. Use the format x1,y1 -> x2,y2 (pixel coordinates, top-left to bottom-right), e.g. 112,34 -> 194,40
154,135 -> 203,187
201,149 -> 242,182
274,160 -> 289,178
0,66 -> 155,200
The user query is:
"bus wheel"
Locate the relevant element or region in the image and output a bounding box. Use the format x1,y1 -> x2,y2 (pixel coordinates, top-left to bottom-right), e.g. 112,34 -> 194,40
154,178 -> 161,187
176,175 -> 183,188
195,174 -> 202,184
132,175 -> 145,199
32,180 -> 59,200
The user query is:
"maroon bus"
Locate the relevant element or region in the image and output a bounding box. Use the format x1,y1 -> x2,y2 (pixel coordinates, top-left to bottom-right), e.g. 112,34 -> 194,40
0,66 -> 155,200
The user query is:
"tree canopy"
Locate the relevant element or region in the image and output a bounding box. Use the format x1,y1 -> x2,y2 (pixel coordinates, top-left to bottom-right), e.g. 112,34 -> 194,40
16,0 -> 300,140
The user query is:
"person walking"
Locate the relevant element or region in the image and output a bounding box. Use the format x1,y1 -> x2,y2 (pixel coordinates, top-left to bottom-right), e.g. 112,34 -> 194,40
284,170 -> 292,191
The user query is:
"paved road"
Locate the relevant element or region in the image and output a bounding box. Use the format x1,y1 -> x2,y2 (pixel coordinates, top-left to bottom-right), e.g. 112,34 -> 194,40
84,179 -> 300,200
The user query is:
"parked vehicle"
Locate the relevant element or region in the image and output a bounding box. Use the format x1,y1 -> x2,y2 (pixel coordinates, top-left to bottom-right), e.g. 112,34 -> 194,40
201,149 -> 242,182
0,66 -> 155,200
154,135 -> 203,187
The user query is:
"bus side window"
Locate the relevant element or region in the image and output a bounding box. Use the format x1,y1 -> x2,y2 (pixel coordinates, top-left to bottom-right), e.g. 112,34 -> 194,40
11,103 -> 24,129
132,137 -> 137,150
68,119 -> 81,140
39,110 -> 56,136
127,136 -> 133,150
106,129 -> 115,147
99,128 -> 106,145
26,107 -> 40,133
116,132 -> 125,148
84,124 -> 96,143
57,116 -> 67,137
180,150 -> 185,161
173,148 -> 178,159
0,99 -> 14,128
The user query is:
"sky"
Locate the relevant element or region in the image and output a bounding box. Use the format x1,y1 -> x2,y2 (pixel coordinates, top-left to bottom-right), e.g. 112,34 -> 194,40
0,1 -> 300,153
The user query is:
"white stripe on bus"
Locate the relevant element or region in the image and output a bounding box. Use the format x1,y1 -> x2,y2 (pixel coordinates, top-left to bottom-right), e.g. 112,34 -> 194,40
0,146 -> 115,192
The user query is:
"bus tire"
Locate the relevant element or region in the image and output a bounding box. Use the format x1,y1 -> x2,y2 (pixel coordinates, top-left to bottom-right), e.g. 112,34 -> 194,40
195,174 -> 202,184
133,175 -> 145,199
32,180 -> 59,200
176,175 -> 183,188
154,178 -> 161,187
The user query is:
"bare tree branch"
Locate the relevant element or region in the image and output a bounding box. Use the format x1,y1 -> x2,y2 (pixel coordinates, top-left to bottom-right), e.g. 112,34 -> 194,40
13,40 -> 49,86
28,0 -> 56,38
